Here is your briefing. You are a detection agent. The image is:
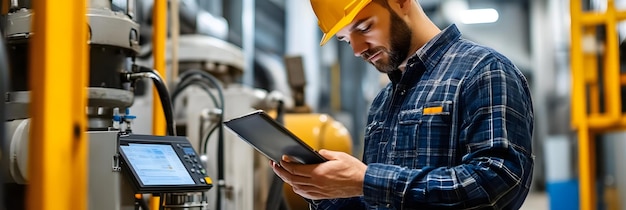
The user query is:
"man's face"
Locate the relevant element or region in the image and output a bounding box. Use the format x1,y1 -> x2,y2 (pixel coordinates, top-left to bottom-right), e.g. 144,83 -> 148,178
336,2 -> 412,73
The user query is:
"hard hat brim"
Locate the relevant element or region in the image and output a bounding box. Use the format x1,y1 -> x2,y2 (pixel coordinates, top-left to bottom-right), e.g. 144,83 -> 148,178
319,0 -> 372,46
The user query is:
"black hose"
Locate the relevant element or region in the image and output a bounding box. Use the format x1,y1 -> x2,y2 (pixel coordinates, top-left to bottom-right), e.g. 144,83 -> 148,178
171,77 -> 221,109
177,69 -> 225,210
202,124 -> 219,154
0,29 -> 8,210
130,65 -> 176,136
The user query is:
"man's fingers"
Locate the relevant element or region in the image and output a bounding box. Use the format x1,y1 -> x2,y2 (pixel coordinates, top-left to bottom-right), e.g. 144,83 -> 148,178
271,161 -> 316,186
279,160 -> 317,177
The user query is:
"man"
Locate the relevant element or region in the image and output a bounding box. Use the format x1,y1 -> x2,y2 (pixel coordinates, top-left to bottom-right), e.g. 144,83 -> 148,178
271,0 -> 534,209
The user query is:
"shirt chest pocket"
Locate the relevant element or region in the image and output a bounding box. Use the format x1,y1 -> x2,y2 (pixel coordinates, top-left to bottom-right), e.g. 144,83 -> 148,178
397,101 -> 454,153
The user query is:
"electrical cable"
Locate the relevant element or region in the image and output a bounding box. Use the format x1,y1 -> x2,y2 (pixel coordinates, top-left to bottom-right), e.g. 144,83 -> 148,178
128,65 -> 176,136
171,77 -> 221,109
176,69 -> 225,210
0,29 -> 9,210
202,123 -> 219,155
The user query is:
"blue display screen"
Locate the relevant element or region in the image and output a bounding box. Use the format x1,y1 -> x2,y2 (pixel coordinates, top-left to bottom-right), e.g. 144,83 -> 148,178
183,147 -> 195,155
120,144 -> 194,185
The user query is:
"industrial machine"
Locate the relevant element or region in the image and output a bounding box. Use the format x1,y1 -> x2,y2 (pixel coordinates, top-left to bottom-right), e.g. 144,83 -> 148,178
1,0 -> 214,209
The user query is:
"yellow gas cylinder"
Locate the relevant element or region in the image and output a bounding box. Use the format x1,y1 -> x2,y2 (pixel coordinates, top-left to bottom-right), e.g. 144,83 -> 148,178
281,113 -> 353,210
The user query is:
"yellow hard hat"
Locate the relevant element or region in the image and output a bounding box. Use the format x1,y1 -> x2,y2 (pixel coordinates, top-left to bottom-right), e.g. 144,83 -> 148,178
310,0 -> 373,46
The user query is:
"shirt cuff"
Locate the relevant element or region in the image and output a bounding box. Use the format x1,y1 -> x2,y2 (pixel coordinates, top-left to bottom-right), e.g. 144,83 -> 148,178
363,163 -> 405,208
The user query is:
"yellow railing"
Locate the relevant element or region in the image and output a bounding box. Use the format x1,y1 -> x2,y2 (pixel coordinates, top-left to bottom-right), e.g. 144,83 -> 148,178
571,0 -> 626,209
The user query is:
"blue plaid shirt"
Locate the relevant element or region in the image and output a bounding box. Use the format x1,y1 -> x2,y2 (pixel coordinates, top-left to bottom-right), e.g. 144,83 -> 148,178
310,25 -> 534,209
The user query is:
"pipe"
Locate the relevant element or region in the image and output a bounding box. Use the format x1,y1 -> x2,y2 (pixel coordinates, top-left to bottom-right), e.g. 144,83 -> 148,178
152,0 -> 167,136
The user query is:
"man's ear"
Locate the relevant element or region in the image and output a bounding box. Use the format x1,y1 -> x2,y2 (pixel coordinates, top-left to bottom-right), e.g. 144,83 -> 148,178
389,0 -> 411,14
395,0 -> 410,9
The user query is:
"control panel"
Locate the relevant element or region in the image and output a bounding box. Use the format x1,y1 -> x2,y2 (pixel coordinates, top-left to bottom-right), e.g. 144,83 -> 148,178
118,134 -> 213,193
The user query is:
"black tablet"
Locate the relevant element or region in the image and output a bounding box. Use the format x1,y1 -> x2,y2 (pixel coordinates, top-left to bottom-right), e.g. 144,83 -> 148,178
224,110 -> 327,165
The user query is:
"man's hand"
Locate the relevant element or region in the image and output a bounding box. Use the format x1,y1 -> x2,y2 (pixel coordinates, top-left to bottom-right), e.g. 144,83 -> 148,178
270,149 -> 367,200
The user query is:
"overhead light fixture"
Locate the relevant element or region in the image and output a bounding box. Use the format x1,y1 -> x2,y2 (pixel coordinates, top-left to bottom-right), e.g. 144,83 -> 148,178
460,8 -> 500,24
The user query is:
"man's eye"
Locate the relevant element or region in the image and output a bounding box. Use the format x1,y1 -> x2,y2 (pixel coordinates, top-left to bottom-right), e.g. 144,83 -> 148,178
358,25 -> 371,33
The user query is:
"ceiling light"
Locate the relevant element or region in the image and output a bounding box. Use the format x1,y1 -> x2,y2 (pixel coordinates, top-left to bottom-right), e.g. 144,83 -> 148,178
460,8 -> 500,24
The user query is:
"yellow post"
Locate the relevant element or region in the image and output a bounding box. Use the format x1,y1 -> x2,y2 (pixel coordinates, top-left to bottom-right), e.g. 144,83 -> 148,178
27,0 -> 89,209
152,0 -> 167,136
570,0 -> 595,209
579,129 -> 596,210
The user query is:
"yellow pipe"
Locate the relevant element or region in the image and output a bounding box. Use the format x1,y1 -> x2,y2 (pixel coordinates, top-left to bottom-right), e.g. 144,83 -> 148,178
579,11 -> 626,24
579,129 -> 596,210
152,0 -> 167,135
571,0 -> 584,131
583,28 -> 600,114
27,0 -> 89,209
602,0 -> 622,125
621,74 -> 626,85
570,0 -> 596,209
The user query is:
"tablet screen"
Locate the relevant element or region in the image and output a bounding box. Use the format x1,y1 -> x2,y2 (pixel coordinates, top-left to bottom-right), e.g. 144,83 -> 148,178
224,110 -> 327,164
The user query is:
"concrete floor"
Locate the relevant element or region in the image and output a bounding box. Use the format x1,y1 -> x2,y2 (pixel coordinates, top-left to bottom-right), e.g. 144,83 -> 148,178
521,192 -> 548,210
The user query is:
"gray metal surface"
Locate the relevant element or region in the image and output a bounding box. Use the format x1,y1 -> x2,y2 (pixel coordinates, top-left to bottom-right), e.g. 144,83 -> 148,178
88,131 -> 136,210
164,193 -> 206,210
3,89 -> 132,122
5,103 -> 29,120
88,87 -> 134,107
4,119 -> 30,184
4,9 -> 32,39
6,91 -> 28,103
90,0 -> 112,9
88,8 -> 140,54
166,35 -> 245,73
5,92 -> 29,120
86,107 -> 115,130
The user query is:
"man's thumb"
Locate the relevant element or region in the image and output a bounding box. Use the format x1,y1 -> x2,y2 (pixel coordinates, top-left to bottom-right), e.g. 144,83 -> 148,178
318,149 -> 341,159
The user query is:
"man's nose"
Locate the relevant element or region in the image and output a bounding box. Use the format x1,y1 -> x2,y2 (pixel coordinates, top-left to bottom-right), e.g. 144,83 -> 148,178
350,39 -> 368,57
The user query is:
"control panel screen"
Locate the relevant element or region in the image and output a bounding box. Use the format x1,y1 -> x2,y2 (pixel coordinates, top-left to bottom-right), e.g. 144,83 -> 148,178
120,144 -> 194,185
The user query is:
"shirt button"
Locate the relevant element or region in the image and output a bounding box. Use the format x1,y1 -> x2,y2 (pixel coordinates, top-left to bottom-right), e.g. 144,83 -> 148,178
400,90 -> 406,96
386,203 -> 391,208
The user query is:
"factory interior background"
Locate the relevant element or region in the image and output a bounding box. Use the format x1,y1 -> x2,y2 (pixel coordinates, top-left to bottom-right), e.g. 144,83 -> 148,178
2,0 -> 626,209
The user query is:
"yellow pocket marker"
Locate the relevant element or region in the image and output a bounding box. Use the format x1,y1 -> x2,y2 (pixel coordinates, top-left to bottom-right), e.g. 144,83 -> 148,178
423,106 -> 444,115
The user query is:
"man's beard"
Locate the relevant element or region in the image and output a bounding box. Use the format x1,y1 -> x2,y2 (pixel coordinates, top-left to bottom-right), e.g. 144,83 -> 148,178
361,10 -> 412,73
